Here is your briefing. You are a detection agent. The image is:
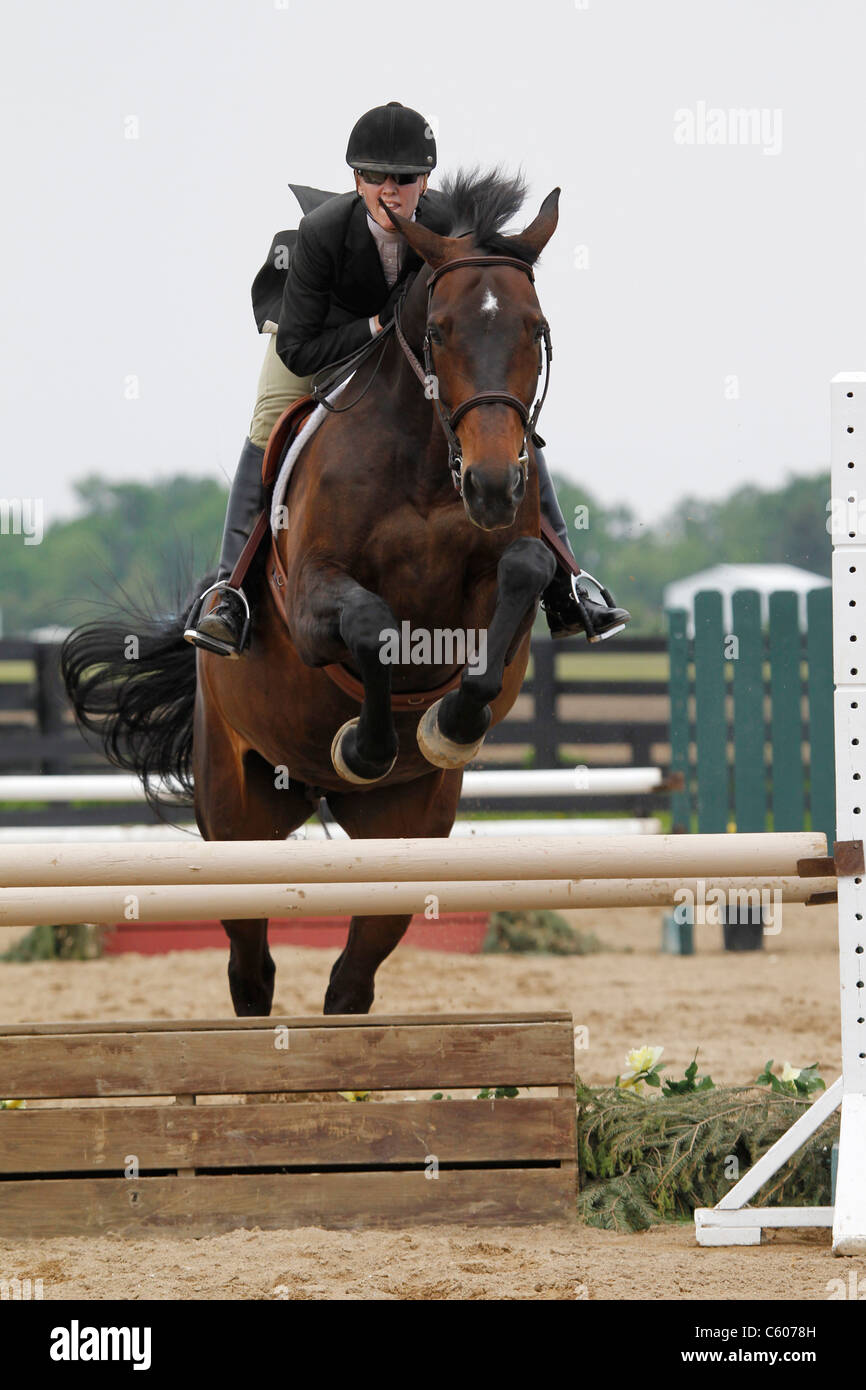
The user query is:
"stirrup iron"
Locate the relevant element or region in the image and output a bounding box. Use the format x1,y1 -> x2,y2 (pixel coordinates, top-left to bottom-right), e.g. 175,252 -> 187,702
183,581 -> 252,658
572,568 -> 627,643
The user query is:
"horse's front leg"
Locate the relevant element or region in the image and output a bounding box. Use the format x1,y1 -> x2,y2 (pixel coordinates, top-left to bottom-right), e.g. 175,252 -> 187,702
417,536 -> 556,767
295,571 -> 400,783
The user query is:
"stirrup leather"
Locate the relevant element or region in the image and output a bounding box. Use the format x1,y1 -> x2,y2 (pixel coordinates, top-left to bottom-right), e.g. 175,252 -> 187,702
183,581 -> 252,658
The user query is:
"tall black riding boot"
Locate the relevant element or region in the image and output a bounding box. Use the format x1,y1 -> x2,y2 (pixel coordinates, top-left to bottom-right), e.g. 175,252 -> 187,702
183,437 -> 266,658
536,448 -> 631,642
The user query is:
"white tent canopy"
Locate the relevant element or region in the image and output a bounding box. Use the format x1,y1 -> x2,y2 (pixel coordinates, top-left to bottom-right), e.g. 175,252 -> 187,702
663,563 -> 829,637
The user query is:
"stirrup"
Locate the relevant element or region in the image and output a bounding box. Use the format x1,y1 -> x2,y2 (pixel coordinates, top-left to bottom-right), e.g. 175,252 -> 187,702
182,581 -> 251,658
571,569 -> 628,643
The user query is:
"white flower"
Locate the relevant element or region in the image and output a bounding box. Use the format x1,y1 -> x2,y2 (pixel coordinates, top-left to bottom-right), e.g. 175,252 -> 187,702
624,1045 -> 664,1075
780,1062 -> 800,1083
617,1045 -> 664,1093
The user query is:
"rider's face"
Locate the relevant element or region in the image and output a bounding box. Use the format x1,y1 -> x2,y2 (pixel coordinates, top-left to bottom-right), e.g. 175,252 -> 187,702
354,171 -> 429,230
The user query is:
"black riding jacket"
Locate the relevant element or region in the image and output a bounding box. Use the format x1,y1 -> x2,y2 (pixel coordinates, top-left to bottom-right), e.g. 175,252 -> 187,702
250,185 -> 452,378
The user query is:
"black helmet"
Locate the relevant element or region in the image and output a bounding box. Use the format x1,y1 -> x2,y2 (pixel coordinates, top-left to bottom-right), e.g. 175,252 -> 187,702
346,101 -> 436,174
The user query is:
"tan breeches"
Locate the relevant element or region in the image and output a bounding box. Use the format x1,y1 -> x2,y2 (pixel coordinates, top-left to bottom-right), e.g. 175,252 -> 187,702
248,333 -> 313,449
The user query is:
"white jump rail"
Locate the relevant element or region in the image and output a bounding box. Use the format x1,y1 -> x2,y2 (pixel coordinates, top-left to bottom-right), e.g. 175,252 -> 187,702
0,767 -> 666,803
0,874 -> 835,926
0,831 -> 832,925
695,372 -> 866,1255
0,831 -> 826,888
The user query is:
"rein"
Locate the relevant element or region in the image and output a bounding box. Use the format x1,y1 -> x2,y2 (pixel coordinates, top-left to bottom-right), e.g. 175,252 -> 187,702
308,321 -> 396,413
393,254 -> 553,495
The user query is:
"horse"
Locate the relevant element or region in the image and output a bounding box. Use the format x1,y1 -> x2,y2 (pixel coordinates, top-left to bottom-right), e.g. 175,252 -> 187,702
62,169 -> 560,1017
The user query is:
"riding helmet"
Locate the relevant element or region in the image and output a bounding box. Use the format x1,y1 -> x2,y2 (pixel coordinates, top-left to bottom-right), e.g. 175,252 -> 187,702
345,101 -> 436,174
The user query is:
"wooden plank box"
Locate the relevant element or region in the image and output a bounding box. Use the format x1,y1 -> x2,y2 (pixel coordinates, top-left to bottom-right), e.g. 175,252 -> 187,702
0,1012 -> 577,1236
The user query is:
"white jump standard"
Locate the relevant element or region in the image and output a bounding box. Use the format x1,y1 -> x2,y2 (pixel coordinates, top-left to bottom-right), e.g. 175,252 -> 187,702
695,372 -> 866,1255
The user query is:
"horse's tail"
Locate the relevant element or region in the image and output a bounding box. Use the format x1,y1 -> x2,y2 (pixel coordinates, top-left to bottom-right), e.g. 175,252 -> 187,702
60,574 -> 211,810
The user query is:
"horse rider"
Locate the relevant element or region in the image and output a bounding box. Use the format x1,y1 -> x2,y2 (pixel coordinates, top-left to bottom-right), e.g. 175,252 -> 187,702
185,101 -> 629,657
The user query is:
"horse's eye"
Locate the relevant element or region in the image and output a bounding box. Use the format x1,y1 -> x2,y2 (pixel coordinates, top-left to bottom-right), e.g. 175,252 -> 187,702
427,324 -> 443,345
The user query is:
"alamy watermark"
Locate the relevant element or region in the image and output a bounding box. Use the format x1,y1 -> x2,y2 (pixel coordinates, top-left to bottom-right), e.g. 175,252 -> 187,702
673,882 -> 782,934
0,497 -> 43,545
1,1276 -> 44,1299
379,623 -> 487,675
674,102 -> 783,156
827,490 -> 866,536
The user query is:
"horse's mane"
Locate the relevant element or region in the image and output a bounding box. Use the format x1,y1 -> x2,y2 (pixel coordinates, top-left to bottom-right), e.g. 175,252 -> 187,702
439,166 -> 539,265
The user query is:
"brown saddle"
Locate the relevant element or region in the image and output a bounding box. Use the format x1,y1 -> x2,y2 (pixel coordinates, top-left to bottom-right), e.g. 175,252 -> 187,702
261,394 -> 319,490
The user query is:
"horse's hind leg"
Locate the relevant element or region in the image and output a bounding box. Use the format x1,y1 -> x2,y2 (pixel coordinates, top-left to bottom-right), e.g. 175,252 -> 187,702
322,767 -> 463,1014
195,708 -> 311,1015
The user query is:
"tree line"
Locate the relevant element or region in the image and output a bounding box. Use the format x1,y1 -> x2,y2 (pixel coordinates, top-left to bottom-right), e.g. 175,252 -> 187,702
0,469 -> 832,638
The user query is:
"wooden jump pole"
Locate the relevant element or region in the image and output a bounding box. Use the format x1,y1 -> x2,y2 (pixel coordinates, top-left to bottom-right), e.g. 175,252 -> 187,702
0,875 -> 835,927
0,830 -> 827,889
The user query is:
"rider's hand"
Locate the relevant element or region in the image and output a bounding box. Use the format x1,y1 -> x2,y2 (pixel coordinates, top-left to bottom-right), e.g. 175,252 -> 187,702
372,315 -> 382,333
377,273 -> 417,331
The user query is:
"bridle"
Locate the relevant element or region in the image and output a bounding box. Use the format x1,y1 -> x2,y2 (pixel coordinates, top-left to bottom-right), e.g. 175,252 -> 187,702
393,255 -> 553,496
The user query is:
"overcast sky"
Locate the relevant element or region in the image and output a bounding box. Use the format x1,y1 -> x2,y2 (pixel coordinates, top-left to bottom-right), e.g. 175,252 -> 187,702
2,0 -> 865,538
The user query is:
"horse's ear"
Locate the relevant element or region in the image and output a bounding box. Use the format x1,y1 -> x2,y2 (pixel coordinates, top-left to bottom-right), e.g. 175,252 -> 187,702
379,201 -> 467,268
505,187 -> 560,259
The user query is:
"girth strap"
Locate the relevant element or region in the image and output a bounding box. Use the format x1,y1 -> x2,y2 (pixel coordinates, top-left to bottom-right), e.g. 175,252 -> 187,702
265,538 -> 466,710
321,658 -> 465,711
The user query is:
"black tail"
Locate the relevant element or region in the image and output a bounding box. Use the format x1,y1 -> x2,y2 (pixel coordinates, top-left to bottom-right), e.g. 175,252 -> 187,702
60,574 -> 212,811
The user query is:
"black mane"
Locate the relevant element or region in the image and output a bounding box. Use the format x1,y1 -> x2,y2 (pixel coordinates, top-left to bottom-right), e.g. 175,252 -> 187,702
439,166 -> 540,265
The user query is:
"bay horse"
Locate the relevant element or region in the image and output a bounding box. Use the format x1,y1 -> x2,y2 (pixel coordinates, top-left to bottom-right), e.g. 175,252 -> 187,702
62,169 -> 560,1017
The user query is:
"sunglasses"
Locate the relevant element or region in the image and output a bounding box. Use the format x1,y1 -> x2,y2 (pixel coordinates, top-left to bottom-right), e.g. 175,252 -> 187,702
357,169 -> 421,186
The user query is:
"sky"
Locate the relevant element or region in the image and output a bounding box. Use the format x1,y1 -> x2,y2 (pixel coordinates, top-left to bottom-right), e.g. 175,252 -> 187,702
2,0 -> 865,538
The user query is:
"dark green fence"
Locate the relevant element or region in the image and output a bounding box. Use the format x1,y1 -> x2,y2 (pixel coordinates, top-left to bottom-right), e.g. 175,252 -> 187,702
667,588 -> 835,842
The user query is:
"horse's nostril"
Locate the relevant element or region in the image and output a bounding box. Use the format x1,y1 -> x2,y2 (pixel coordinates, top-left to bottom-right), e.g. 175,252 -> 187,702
510,464 -> 526,502
463,468 -> 480,501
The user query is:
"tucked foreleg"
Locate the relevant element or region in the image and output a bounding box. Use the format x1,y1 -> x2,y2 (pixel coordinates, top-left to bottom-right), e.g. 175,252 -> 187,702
417,536 -> 556,767
291,572 -> 401,784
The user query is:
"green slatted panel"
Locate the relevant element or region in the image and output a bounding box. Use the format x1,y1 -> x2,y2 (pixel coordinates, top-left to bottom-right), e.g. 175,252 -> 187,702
768,591 -> 805,832
666,608 -> 691,832
694,591 -> 728,833
806,585 -> 835,843
731,591 -> 766,831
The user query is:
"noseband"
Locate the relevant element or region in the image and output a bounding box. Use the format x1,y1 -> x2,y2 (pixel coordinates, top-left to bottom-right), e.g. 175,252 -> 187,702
393,255 -> 553,495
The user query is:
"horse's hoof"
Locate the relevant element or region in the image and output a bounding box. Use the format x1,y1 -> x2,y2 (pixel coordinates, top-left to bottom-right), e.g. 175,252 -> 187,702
330,717 -> 397,784
416,698 -> 487,769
